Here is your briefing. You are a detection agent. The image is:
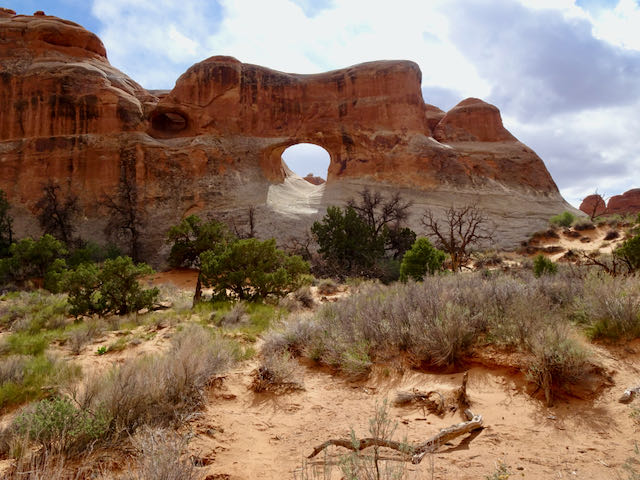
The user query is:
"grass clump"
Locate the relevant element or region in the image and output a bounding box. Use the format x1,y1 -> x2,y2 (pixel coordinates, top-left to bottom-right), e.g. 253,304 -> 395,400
526,323 -> 588,406
0,355 -> 80,412
250,351 -> 304,393
130,427 -> 199,480
576,275 -> 640,341
0,290 -> 68,333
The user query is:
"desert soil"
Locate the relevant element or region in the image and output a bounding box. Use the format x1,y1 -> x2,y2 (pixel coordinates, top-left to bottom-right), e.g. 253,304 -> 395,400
3,265 -> 640,480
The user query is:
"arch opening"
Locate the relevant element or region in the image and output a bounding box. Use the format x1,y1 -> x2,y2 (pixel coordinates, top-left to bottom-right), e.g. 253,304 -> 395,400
281,143 -> 330,185
150,110 -> 188,133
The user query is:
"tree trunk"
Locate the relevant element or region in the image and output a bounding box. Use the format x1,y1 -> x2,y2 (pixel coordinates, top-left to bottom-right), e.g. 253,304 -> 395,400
192,272 -> 202,307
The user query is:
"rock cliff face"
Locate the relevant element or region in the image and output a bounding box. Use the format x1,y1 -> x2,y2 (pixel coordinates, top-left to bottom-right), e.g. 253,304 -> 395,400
0,12 -> 575,263
580,190 -> 640,217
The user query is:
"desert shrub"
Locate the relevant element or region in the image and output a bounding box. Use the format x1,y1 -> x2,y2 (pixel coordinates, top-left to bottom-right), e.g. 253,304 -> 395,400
130,427 -> 198,480
0,355 -> 80,411
200,238 -> 310,301
317,278 -> 339,295
0,290 -> 68,333
78,324 -> 235,438
399,237 -> 445,281
61,256 -> 158,316
533,254 -> 557,277
219,301 -> 249,326
574,219 -> 595,231
577,275 -> 640,340
293,285 -> 315,308
250,351 -> 303,392
473,251 -> 503,269
526,323 -> 588,405
488,293 -> 553,348
65,320 -> 104,355
549,211 -> 576,228
604,229 -> 620,240
616,234 -> 640,272
12,396 -> 109,455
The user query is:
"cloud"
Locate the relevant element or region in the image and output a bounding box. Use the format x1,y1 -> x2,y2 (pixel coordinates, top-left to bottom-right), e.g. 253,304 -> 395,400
443,0 -> 640,120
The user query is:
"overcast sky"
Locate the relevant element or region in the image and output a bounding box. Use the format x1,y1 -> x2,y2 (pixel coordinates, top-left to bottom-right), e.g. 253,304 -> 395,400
6,0 -> 640,207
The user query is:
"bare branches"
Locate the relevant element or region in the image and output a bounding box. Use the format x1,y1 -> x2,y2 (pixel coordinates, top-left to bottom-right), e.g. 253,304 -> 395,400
348,188 -> 412,238
35,181 -> 79,245
307,410 -> 484,464
102,176 -> 144,262
421,205 -> 493,271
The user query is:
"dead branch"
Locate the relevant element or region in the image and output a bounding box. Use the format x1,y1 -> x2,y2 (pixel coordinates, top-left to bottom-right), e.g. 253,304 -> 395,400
410,409 -> 483,464
307,409 -> 483,464
453,371 -> 469,409
393,390 -> 445,416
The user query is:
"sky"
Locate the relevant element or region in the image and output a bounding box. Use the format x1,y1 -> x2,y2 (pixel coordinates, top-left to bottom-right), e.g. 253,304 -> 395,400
5,0 -> 640,207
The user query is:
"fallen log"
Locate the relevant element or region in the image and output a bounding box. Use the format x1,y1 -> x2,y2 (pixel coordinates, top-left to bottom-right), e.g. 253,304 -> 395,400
307,409 -> 484,464
393,390 -> 445,415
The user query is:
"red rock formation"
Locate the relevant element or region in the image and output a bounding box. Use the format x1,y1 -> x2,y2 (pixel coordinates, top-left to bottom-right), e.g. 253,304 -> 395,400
579,190 -> 640,217
606,189 -> 640,215
579,194 -> 607,218
0,12 -> 572,263
303,174 -> 326,186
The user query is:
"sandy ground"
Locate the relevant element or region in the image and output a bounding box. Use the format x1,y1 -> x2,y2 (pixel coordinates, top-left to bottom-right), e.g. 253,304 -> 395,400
181,342 -> 640,480
3,260 -> 640,479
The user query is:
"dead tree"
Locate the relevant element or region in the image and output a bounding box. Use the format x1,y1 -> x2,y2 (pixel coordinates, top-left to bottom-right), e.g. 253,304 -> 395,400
583,190 -> 608,221
348,188 -> 412,238
102,176 -> 145,262
35,181 -> 79,245
421,206 -> 493,271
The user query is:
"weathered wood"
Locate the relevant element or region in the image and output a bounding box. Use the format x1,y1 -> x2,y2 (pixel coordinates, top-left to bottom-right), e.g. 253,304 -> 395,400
411,410 -> 483,464
307,438 -> 413,459
307,410 -> 484,463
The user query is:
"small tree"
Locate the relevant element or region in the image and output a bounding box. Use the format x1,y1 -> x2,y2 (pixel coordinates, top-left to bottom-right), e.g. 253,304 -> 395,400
166,215 -> 234,305
399,237 -> 446,281
200,238 -> 309,301
35,181 -> 79,245
61,257 -> 158,316
0,188 -> 13,258
0,235 -> 67,284
311,206 -> 384,276
348,188 -> 414,259
421,206 -> 493,271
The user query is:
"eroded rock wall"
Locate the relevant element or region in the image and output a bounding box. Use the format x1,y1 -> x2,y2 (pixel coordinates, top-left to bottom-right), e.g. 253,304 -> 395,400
0,12 -> 574,264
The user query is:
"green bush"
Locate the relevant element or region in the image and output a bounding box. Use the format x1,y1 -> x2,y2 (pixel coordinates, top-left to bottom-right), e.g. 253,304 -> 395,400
399,237 -> 445,281
166,215 -> 234,304
0,290 -> 68,332
0,235 -> 67,285
533,254 -> 558,277
311,206 -> 383,275
200,238 -> 309,301
61,256 -> 158,316
13,396 -> 109,455
616,234 -> 640,272
549,211 -> 576,227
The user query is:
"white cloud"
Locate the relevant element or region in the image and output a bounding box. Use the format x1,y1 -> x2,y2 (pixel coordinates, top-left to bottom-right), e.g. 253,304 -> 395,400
89,0 -> 640,205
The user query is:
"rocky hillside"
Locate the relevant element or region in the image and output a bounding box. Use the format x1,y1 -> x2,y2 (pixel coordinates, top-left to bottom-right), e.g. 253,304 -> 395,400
580,189 -> 640,217
0,9 -> 576,264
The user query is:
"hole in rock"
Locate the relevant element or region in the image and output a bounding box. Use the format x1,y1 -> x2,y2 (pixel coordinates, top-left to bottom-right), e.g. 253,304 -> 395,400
281,143 -> 330,185
151,111 -> 188,132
